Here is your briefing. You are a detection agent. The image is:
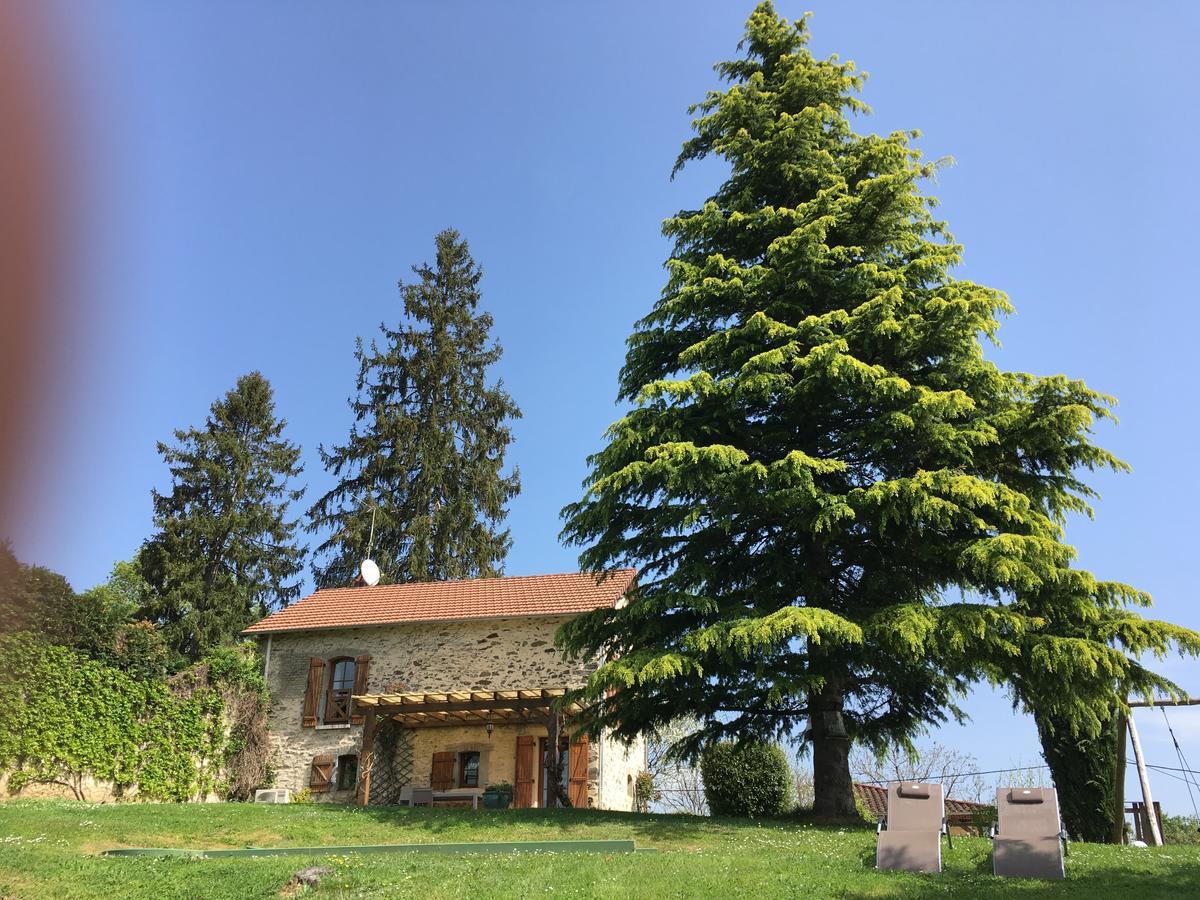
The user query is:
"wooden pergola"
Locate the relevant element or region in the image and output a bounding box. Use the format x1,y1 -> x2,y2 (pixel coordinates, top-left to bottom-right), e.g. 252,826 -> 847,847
351,687 -> 583,805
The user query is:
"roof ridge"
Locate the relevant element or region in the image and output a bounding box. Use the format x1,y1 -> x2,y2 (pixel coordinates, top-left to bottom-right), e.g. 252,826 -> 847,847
309,567 -> 637,595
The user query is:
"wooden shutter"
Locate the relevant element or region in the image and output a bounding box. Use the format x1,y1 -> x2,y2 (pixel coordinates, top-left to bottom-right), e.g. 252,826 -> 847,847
431,751 -> 455,791
310,754 -> 334,792
568,734 -> 589,808
302,658 -> 325,727
349,655 -> 371,725
514,735 -> 536,809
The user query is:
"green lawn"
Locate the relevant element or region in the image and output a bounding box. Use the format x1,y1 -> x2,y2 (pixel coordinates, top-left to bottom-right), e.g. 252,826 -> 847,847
0,800 -> 1196,899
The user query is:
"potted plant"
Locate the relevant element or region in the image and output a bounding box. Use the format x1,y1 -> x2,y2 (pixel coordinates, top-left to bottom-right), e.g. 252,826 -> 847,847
482,782 -> 514,809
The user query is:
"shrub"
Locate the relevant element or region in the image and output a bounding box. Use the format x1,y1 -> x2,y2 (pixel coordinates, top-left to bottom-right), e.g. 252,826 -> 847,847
700,741 -> 793,817
634,770 -> 657,813
1162,814 -> 1200,845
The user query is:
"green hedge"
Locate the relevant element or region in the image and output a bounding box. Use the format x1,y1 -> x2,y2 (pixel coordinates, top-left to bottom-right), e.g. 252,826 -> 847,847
0,634 -> 265,801
700,741 -> 793,818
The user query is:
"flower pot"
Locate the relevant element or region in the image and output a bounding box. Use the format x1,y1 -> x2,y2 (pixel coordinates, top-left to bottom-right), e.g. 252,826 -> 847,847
482,789 -> 512,809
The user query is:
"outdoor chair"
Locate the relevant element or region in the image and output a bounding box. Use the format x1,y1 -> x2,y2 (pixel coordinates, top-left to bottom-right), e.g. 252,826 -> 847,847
875,782 -> 950,873
991,787 -> 1067,880
409,788 -> 434,808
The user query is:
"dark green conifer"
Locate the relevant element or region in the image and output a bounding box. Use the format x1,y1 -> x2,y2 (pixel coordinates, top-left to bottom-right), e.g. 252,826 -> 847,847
308,229 -> 521,586
140,372 -> 305,662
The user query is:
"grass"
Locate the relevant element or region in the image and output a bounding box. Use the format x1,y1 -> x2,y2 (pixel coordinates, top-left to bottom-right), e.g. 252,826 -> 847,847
0,800 -> 1197,899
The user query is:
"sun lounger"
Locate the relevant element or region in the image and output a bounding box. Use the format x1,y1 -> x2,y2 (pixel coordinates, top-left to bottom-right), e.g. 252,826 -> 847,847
991,787 -> 1066,880
876,782 -> 949,873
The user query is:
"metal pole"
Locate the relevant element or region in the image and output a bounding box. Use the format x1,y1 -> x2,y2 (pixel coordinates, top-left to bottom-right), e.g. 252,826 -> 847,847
1126,712 -> 1163,846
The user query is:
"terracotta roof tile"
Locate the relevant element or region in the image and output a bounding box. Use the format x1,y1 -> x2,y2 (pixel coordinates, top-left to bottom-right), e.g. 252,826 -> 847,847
854,782 -> 991,818
243,569 -> 637,635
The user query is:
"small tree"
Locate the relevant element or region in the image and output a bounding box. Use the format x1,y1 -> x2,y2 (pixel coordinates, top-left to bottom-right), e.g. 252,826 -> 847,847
0,542 -> 75,639
850,742 -> 982,803
308,229 -> 521,586
793,761 -> 815,810
140,372 -> 306,663
647,717 -> 709,815
700,741 -> 793,818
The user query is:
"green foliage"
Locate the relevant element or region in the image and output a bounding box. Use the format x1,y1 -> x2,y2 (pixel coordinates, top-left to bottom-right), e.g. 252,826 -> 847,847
1034,711 -> 1119,842
202,641 -> 268,696
140,372 -> 306,663
0,542 -> 76,640
1162,815 -> 1200,846
853,793 -> 877,825
0,548 -> 169,680
558,2 -> 1200,818
75,558 -> 168,679
308,229 -> 522,586
700,741 -> 793,818
634,771 -> 656,813
0,634 -> 267,801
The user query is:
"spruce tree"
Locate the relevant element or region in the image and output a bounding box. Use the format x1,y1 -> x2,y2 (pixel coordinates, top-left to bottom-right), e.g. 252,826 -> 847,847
559,3 -> 1199,818
140,372 -> 306,662
308,229 -> 521,586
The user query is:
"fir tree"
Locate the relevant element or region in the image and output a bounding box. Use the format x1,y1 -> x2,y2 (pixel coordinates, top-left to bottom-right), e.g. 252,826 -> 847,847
140,372 -> 306,662
308,229 -> 521,586
559,3 -> 1199,818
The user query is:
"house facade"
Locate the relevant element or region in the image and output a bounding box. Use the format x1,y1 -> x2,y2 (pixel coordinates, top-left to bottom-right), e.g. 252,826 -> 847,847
244,570 -> 645,810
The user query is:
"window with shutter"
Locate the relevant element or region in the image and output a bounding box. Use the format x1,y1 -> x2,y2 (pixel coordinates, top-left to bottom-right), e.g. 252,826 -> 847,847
310,754 -> 334,792
458,751 -> 480,787
301,658 -> 325,728
568,734 -> 589,808
323,657 -> 356,724
431,751 -> 454,791
349,655 -> 371,724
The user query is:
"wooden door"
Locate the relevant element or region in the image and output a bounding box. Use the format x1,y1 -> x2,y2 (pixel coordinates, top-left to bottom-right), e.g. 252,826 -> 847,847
514,735 -> 536,808
431,751 -> 454,790
568,734 -> 589,808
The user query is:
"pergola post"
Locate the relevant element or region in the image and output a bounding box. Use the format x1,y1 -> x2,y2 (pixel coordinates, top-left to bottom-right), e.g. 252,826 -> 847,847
545,711 -> 569,808
356,707 -> 378,806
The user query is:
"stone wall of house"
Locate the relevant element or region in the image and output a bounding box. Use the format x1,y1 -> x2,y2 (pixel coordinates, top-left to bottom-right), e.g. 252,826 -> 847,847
262,615 -> 605,803
598,733 -> 646,812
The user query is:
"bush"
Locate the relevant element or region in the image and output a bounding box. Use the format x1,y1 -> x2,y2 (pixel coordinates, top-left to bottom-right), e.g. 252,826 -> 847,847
700,741 -> 793,818
1162,814 -> 1200,845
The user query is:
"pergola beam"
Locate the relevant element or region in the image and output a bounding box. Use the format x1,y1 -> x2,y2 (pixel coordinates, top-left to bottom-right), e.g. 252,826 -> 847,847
352,687 -> 580,725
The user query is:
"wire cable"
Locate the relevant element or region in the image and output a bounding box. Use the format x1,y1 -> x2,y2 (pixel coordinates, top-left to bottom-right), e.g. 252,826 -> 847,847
1160,707 -> 1200,820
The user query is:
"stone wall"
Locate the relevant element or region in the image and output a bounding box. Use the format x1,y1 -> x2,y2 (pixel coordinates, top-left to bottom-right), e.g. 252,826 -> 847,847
598,733 -> 646,812
262,615 -> 613,805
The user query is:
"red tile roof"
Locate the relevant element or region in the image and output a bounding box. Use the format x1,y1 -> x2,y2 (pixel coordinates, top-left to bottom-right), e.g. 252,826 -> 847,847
854,782 -> 991,819
243,569 -> 637,635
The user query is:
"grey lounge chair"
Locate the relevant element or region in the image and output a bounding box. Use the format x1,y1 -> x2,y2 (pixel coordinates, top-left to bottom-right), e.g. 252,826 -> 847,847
991,787 -> 1066,880
876,782 -> 950,873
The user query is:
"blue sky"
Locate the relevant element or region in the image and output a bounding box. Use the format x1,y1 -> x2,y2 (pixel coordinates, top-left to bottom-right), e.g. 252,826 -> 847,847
18,2 -> 1200,814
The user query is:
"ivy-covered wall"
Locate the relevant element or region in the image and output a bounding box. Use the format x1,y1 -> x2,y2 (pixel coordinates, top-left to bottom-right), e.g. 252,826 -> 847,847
0,635 -> 269,802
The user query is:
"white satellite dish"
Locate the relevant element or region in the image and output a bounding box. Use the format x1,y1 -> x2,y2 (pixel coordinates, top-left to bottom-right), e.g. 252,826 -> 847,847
359,559 -> 380,587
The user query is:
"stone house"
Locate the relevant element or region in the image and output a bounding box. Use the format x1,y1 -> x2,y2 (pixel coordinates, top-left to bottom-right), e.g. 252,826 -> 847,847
244,569 -> 646,810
